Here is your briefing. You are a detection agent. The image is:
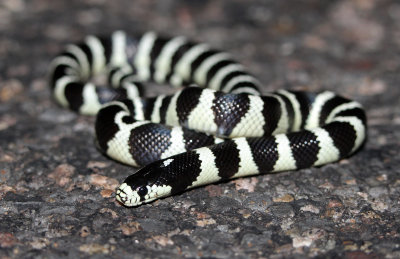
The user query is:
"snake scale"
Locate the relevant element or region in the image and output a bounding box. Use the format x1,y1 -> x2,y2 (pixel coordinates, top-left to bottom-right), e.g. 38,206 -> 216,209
49,31 -> 367,207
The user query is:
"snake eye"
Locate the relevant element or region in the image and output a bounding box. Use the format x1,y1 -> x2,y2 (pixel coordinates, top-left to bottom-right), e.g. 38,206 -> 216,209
137,186 -> 148,197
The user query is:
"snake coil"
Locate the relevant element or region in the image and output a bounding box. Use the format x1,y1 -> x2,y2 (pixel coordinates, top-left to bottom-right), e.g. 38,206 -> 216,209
49,31 -> 367,207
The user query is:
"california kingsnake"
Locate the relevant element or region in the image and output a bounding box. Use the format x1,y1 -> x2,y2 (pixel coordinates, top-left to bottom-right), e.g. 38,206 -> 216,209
49,31 -> 367,207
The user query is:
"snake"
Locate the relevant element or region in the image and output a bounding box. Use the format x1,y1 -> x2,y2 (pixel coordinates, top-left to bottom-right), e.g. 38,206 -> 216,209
49,31 -> 367,207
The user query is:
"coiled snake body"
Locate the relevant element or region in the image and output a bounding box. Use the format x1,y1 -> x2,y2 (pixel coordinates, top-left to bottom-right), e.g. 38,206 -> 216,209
49,31 -> 367,207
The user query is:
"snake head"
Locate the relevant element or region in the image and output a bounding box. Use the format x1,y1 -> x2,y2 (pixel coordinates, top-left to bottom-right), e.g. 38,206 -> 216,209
115,159 -> 174,207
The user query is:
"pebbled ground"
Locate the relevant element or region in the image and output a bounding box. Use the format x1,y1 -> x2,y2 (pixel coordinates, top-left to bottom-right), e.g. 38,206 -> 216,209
0,0 -> 399,258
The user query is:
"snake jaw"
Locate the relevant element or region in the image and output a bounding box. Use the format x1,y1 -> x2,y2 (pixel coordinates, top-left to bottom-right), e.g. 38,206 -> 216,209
116,182 -> 173,207
116,183 -> 143,207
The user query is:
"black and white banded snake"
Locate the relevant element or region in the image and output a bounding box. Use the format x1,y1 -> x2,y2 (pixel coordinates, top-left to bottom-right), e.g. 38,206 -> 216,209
49,31 -> 367,207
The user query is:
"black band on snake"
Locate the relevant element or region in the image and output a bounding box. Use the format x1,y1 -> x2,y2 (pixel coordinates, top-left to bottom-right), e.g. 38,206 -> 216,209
49,31 -> 367,207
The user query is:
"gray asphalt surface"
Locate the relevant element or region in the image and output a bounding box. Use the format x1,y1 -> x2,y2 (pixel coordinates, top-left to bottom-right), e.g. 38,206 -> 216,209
0,0 -> 399,258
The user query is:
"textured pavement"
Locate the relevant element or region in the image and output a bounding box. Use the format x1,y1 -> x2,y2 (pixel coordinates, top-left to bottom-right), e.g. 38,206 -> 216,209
0,0 -> 399,258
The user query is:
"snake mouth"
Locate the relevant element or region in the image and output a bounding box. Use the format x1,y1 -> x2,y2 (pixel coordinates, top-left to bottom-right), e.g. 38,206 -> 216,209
115,183 -> 143,207
116,179 -> 174,207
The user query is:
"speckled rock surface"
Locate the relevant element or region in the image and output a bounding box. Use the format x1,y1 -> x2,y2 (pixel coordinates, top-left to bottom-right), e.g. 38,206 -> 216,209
0,0 -> 399,258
